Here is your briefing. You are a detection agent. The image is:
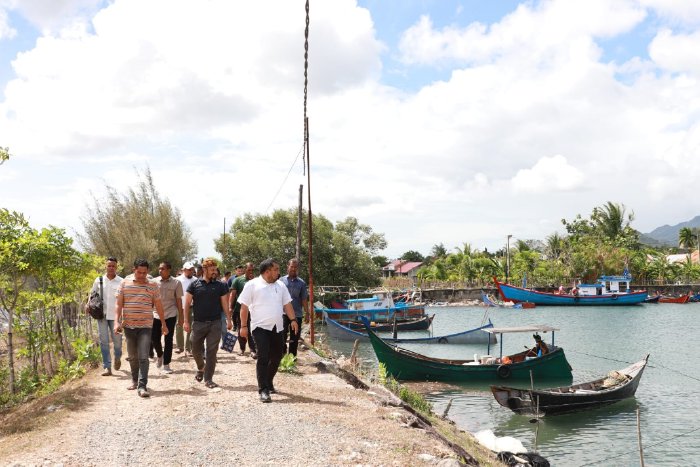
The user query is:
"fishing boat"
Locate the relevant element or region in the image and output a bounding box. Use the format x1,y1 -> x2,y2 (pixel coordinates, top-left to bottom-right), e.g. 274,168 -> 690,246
323,311 -> 496,344
361,319 -> 572,382
490,355 -> 649,416
315,291 -> 426,321
336,314 -> 434,331
658,294 -> 690,304
643,295 -> 661,303
494,275 -> 648,306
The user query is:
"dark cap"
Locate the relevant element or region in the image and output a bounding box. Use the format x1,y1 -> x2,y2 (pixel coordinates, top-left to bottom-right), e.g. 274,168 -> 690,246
533,333 -> 542,341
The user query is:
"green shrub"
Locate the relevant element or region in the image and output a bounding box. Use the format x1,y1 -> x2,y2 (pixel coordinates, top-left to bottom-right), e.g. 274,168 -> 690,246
278,353 -> 297,373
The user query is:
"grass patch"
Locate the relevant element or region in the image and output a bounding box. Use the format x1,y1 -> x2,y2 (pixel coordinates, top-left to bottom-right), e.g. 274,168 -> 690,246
378,363 -> 433,416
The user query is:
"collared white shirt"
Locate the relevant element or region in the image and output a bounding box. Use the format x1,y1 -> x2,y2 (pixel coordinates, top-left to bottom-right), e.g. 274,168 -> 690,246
237,276 -> 292,332
177,274 -> 197,307
91,274 -> 123,320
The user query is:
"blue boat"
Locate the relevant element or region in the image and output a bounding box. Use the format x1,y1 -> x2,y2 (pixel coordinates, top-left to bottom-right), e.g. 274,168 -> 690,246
315,291 -> 426,321
494,275 -> 647,306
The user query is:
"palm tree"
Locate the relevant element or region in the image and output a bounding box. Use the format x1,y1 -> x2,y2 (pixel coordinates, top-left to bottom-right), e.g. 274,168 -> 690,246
591,202 -> 634,240
545,232 -> 564,260
678,227 -> 697,250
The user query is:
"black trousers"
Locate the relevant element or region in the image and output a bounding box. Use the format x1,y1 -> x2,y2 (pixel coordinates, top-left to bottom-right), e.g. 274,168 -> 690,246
152,317 -> 177,365
283,316 -> 303,356
251,325 -> 285,393
236,311 -> 256,353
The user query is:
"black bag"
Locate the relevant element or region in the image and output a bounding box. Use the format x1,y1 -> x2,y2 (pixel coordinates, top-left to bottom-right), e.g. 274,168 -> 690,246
88,276 -> 105,320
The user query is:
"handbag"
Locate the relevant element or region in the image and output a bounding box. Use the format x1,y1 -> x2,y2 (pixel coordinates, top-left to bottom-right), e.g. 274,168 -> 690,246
88,276 -> 105,320
220,330 -> 238,353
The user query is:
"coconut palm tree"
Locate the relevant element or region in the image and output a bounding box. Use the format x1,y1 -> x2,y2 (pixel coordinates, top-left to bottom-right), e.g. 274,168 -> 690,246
591,201 -> 634,240
678,227 -> 697,250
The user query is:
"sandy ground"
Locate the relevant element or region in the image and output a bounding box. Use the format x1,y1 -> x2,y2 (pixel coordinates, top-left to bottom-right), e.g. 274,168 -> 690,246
0,344 -> 484,466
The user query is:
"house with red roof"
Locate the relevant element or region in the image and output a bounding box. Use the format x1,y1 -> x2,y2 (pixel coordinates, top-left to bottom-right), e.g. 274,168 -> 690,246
382,260 -> 423,280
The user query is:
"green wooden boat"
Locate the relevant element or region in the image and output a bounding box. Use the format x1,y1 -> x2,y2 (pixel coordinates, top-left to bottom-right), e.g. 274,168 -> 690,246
361,317 -> 573,382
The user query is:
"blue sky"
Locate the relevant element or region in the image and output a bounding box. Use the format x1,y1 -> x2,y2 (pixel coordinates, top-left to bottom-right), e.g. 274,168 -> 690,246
1,0 -> 700,260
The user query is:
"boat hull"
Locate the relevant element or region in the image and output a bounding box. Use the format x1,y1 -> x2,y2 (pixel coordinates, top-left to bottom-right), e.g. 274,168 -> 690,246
324,312 -> 496,344
363,319 -> 572,382
658,295 -> 690,304
339,315 -> 433,331
491,356 -> 648,416
495,281 -> 647,306
318,304 -> 426,321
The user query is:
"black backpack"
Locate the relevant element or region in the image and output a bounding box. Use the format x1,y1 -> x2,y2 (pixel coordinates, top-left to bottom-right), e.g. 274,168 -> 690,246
88,276 -> 105,320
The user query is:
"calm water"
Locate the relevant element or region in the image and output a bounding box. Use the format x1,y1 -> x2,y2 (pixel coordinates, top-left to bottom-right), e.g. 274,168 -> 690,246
321,304 -> 700,466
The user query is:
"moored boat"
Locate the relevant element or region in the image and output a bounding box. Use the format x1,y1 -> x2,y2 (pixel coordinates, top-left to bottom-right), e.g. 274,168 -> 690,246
337,314 -> 433,331
658,294 -> 690,304
361,319 -> 572,382
315,291 -> 426,321
491,355 -> 649,416
494,275 -> 648,306
323,311 -> 496,344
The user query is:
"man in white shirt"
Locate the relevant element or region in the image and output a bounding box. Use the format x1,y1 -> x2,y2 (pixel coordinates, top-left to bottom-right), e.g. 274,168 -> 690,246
238,258 -> 299,402
176,261 -> 197,356
86,256 -> 123,376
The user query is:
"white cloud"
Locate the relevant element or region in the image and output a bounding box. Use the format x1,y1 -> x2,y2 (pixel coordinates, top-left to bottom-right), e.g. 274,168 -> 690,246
649,28 -> 700,75
512,155 -> 585,194
0,7 -> 16,39
641,0 -> 700,25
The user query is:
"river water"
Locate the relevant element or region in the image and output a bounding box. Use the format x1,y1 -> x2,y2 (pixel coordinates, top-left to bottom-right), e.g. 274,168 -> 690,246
321,303 -> 700,466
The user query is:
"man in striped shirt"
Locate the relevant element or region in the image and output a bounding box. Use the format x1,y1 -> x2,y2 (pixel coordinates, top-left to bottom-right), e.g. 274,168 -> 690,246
114,258 -> 168,398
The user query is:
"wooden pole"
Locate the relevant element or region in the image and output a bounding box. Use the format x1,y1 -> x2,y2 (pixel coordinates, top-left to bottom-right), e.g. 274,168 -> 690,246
306,117 -> 315,345
637,406 -> 645,467
223,217 -> 226,270
296,185 -> 303,262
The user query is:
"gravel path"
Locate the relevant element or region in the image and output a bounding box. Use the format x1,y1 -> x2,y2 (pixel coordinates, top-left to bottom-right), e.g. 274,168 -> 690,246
0,346 -> 460,466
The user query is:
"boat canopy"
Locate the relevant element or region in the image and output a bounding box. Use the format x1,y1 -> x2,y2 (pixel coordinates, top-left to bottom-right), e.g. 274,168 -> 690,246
485,325 -> 559,334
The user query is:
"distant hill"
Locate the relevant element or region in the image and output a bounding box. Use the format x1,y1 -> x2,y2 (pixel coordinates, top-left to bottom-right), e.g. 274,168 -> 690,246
642,215 -> 700,246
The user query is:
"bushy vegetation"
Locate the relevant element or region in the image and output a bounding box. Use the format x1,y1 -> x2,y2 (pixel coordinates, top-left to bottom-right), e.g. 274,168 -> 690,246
378,363 -> 432,415
416,202 -> 700,286
1,208 -> 103,407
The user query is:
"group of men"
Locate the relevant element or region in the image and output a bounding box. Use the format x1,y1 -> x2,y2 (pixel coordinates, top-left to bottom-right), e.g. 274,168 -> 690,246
87,256 -> 308,402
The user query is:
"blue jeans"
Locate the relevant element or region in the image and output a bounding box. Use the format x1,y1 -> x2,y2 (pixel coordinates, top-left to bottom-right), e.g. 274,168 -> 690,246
97,318 -> 122,369
124,327 -> 152,389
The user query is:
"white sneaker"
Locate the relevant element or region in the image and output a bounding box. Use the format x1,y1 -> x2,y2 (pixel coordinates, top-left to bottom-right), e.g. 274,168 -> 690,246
156,356 -> 163,368
162,365 -> 173,374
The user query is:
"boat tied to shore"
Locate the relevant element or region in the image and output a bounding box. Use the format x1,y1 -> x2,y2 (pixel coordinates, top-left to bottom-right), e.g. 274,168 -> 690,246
494,274 -> 648,306
361,319 -> 572,382
314,291 -> 426,321
491,355 -> 649,416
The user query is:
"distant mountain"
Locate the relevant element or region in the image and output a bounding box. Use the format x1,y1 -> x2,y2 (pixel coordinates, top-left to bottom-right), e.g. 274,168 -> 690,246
642,215 -> 700,246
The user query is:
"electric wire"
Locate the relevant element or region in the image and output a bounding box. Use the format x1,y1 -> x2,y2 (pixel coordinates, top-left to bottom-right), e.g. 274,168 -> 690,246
265,143 -> 304,212
568,349 -> 700,383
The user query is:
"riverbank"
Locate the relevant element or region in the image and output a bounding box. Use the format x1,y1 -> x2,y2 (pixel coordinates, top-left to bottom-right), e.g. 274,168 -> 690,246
0,341 -> 504,466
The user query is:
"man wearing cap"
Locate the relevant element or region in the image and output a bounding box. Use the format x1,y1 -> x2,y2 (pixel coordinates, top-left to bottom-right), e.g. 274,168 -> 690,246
176,261 -> 197,355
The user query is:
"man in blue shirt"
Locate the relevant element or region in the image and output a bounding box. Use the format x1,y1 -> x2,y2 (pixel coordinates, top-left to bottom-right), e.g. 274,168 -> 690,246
280,258 -> 308,357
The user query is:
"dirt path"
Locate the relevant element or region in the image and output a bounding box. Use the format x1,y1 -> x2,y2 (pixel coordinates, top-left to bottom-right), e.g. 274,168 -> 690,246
0,346 -> 484,466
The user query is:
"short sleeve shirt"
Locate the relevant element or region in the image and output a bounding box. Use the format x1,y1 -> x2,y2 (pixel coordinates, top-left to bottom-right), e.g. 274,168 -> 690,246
154,276 -> 183,319
237,276 -> 292,332
90,275 -> 123,321
231,275 -> 248,315
117,279 -> 161,328
187,278 -> 229,322
280,275 -> 308,318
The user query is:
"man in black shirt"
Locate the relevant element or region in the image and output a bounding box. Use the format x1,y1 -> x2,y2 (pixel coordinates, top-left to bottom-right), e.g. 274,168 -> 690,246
183,257 -> 232,388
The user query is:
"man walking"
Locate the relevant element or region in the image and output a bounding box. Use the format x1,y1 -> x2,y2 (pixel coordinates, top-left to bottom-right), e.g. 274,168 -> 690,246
114,258 -> 168,398
238,258 -> 299,402
152,261 -> 183,374
86,256 -> 123,376
229,262 -> 256,357
183,257 -> 231,389
280,258 -> 308,357
176,262 -> 197,355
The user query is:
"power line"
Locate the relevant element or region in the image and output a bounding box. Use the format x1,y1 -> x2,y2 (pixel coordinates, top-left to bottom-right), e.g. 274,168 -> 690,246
265,143 -> 305,212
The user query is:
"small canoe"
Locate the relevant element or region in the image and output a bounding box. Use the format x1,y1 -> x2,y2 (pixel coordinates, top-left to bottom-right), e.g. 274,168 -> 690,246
658,294 -> 690,304
361,318 -> 573,382
491,355 -> 649,416
323,311 -> 496,344
643,295 -> 661,303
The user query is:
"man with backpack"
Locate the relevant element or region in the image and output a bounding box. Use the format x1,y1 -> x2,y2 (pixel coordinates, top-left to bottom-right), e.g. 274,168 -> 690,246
86,256 -> 123,376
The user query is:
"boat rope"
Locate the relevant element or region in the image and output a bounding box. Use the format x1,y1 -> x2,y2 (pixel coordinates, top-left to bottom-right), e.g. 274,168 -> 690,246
568,349 -> 700,384
582,425 -> 700,466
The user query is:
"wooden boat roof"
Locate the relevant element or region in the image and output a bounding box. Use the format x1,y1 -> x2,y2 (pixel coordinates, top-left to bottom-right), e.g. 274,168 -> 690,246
485,325 -> 559,334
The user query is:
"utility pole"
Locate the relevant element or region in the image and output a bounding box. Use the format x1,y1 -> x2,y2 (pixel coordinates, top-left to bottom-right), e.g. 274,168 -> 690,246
296,185 -> 303,262
506,234 -> 512,284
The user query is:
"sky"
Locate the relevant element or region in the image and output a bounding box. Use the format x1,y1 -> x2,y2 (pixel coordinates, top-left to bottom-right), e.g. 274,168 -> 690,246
1,0 -> 700,262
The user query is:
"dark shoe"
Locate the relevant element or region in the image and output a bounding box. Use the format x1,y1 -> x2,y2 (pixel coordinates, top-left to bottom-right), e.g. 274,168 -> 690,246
101,368 -> 112,376
127,381 -> 138,390
250,352 -> 258,360
195,371 -> 204,382
138,387 -> 150,398
205,381 -> 219,389
269,386 -> 277,394
260,390 -> 271,403
239,350 -> 245,356
114,359 -> 121,371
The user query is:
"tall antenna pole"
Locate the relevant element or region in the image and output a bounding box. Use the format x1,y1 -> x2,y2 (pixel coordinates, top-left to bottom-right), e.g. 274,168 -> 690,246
223,217 -> 226,269
303,0 -> 315,345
